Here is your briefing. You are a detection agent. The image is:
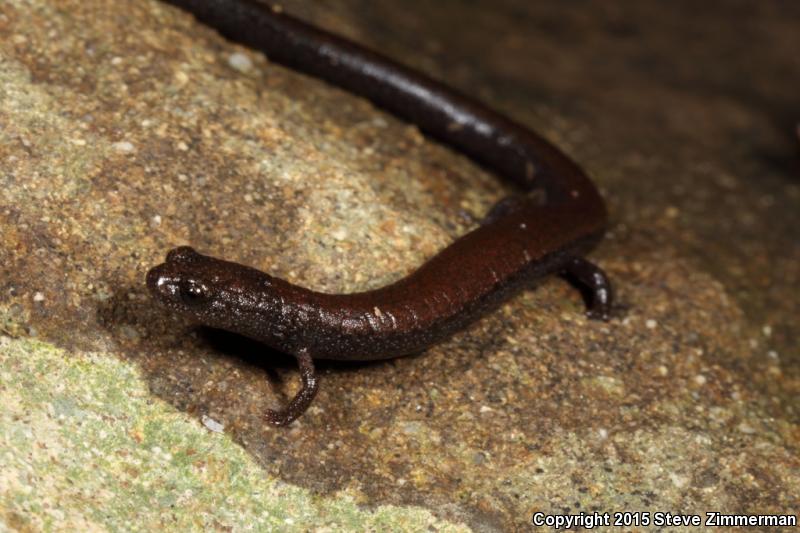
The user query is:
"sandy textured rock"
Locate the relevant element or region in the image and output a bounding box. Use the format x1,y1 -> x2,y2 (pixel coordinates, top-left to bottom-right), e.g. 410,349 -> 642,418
1,0 -> 797,531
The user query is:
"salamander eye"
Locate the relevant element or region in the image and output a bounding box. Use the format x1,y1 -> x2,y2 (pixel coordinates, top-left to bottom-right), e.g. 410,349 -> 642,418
178,279 -> 210,306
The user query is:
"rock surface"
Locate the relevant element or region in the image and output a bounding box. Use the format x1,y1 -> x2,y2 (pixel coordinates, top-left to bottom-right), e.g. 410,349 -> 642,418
1,0 -> 797,531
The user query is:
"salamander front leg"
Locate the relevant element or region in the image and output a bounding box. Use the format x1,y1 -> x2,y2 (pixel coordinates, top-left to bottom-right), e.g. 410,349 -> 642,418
561,256 -> 613,321
265,348 -> 319,426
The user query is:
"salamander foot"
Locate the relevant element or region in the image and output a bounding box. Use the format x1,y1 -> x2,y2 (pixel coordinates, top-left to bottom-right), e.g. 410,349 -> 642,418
265,348 -> 319,426
561,256 -> 613,321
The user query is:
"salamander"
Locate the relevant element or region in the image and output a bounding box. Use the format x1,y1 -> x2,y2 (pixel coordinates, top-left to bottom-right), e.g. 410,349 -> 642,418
147,0 -> 613,425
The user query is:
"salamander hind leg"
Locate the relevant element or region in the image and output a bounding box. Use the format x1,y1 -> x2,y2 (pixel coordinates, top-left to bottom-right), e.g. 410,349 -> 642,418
561,256 -> 613,321
265,348 -> 319,426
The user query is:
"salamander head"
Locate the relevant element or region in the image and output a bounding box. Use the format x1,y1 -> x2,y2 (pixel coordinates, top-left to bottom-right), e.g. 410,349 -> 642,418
146,246 -> 278,332
147,246 -> 213,311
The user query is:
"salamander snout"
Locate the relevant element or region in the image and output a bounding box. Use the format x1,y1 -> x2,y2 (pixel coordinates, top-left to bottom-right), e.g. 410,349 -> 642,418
147,267 -> 212,307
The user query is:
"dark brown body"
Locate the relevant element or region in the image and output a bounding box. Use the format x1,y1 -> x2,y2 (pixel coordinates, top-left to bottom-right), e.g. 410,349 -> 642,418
148,202 -> 602,361
148,0 -> 613,423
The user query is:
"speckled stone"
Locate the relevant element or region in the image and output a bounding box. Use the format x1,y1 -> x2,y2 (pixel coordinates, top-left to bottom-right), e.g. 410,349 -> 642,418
0,0 -> 798,531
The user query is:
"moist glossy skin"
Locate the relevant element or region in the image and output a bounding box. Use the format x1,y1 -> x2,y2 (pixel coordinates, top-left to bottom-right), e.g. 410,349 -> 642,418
149,0 -> 614,425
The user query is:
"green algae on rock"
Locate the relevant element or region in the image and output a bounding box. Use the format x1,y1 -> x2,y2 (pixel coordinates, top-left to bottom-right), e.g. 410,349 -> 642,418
0,336 -> 469,532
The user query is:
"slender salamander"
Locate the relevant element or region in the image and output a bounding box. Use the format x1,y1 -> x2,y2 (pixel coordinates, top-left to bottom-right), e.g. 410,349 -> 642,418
147,0 -> 613,425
